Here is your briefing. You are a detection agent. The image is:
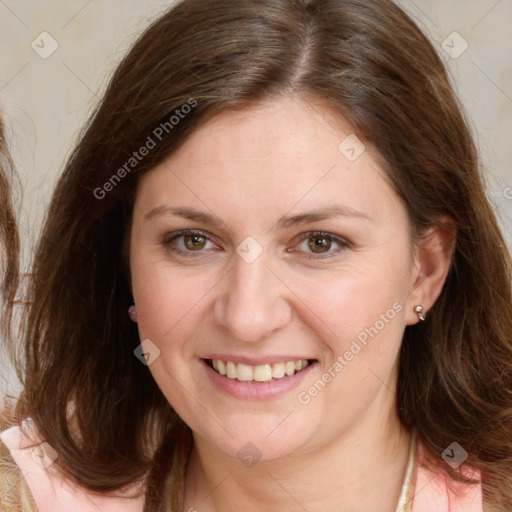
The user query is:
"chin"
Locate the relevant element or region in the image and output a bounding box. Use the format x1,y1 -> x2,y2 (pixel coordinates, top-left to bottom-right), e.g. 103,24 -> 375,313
192,411 -> 322,465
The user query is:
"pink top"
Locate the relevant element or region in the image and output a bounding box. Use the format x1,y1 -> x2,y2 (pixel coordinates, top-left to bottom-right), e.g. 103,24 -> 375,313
1,421 -> 483,511
410,446 -> 483,512
1,420 -> 144,511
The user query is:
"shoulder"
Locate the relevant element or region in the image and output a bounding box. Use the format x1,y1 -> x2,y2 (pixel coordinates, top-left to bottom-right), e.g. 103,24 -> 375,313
411,437 -> 483,512
1,421 -> 146,512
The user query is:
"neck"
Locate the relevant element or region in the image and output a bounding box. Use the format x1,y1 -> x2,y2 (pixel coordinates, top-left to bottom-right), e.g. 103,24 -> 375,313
183,389 -> 412,512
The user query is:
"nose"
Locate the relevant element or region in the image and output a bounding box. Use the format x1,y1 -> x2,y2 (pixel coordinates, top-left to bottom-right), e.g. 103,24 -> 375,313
213,249 -> 292,343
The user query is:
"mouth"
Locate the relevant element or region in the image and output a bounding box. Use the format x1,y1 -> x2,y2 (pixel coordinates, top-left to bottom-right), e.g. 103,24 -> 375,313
204,358 -> 316,383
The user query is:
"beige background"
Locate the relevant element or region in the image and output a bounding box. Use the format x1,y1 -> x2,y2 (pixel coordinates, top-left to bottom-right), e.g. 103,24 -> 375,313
0,0 -> 511,397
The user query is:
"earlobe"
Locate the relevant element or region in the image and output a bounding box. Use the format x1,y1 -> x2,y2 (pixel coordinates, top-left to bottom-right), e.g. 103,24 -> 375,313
406,218 -> 456,325
128,292 -> 137,323
128,304 -> 138,323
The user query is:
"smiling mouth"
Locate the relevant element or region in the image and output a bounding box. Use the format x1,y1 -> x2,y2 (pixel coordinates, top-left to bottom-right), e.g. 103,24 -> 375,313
205,358 -> 315,383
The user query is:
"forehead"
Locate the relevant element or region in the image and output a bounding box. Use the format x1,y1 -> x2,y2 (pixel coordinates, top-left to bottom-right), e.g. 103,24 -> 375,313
177,96 -> 362,165
135,96 -> 400,226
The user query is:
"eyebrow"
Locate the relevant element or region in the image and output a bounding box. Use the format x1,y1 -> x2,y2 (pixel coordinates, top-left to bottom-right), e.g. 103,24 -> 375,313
144,205 -> 372,231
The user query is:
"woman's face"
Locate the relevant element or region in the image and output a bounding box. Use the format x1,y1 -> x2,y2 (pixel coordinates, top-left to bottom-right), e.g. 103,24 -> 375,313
130,96 -> 421,462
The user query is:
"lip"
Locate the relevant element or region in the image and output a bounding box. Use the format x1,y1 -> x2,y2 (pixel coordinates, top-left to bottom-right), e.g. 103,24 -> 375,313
201,358 -> 318,400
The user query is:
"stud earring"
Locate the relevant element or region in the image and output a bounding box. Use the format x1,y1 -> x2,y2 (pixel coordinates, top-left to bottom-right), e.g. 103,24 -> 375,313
414,305 -> 425,322
128,304 -> 138,322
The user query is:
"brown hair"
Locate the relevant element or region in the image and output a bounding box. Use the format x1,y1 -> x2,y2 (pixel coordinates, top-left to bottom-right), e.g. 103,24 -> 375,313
13,0 -> 512,510
0,114 -> 20,395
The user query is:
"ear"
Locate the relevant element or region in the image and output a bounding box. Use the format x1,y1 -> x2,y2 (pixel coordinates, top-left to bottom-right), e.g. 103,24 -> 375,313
405,217 -> 456,325
128,304 -> 138,322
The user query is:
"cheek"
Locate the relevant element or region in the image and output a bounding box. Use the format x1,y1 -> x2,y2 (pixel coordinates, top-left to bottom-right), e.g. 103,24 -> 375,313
296,260 -> 409,352
130,263 -> 215,413
131,254 -> 218,341
293,269 -> 407,427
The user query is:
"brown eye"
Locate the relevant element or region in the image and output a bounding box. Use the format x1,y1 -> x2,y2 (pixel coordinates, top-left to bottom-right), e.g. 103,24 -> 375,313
184,234 -> 207,250
308,235 -> 331,253
161,230 -> 216,256
291,231 -> 351,259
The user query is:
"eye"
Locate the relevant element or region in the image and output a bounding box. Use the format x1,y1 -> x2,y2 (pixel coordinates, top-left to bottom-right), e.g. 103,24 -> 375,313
161,230 -> 218,256
160,229 -> 351,259
291,231 -> 351,259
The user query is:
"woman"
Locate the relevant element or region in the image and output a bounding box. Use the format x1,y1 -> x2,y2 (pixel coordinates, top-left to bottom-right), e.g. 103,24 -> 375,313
1,0 -> 511,510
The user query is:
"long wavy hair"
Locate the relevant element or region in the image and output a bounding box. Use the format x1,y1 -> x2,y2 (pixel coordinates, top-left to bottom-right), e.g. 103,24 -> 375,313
0,114 -> 20,392
12,0 -> 512,510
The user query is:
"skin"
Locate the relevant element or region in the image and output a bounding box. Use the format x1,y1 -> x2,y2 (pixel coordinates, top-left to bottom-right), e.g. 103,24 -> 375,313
129,95 -> 455,511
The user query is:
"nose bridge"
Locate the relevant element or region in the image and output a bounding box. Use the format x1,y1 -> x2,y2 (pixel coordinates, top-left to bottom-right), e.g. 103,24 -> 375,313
214,250 -> 290,342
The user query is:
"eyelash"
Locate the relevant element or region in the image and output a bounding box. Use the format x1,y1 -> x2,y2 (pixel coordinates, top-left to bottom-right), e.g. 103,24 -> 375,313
160,229 -> 351,259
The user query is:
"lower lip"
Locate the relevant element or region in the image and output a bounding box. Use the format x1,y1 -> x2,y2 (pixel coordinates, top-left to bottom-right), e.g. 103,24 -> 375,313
201,359 -> 317,400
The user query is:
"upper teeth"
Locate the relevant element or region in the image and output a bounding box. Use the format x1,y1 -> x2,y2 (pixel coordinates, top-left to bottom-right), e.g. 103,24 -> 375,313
211,359 -> 309,382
